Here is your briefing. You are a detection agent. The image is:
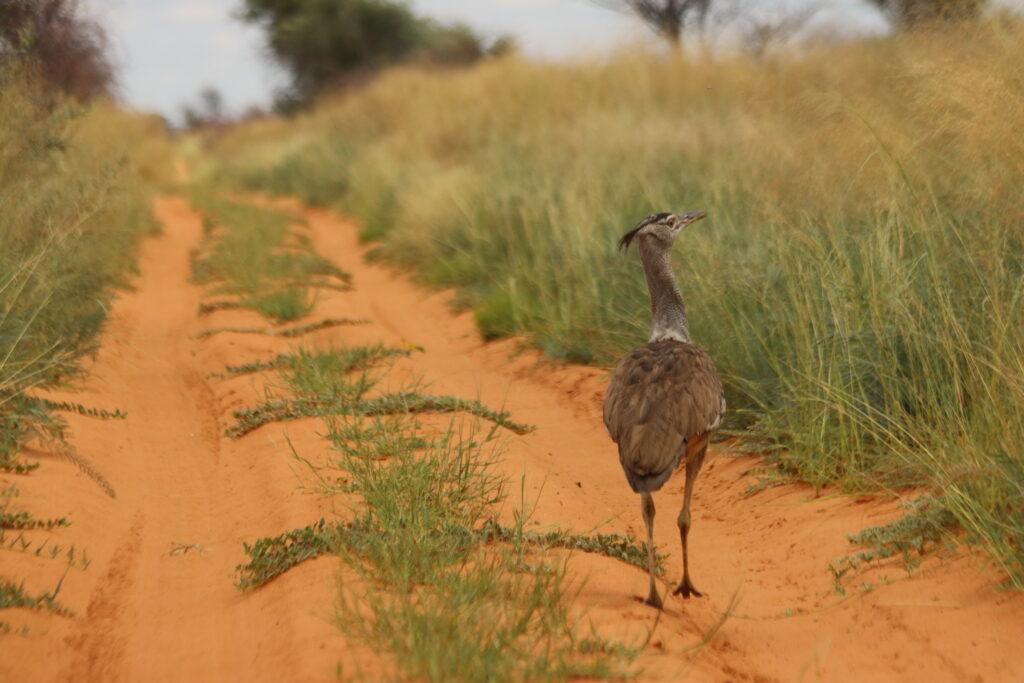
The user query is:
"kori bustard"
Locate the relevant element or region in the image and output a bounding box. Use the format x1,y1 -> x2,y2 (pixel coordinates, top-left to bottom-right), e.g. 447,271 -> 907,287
603,211 -> 725,609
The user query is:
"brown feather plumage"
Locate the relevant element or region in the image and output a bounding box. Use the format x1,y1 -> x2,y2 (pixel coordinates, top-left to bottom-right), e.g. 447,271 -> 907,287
604,339 -> 724,493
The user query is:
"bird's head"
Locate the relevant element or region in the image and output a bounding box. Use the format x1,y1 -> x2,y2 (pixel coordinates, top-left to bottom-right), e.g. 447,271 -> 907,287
618,210 -> 707,251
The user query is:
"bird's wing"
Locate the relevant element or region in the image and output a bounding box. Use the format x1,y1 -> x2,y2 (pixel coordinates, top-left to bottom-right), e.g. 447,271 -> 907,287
604,341 -> 724,480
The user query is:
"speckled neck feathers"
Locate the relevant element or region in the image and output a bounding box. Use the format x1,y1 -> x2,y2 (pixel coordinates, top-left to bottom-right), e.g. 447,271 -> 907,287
638,237 -> 691,343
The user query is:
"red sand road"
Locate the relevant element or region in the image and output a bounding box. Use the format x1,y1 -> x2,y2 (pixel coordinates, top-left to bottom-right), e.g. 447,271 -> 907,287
3,195 -> 1023,682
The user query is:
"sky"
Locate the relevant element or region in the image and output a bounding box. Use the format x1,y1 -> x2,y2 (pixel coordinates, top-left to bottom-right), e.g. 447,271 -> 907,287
87,0 -> 1011,122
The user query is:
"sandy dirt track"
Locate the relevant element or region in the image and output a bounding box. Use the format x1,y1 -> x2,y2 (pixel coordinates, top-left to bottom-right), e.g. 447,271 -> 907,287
3,196 -> 1023,682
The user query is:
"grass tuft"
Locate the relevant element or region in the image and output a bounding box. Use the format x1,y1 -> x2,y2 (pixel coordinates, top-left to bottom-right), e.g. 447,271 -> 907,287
236,518 -> 659,591
243,288 -> 314,322
830,495 -> 959,589
37,399 -> 126,421
226,345 -> 532,437
228,391 -> 532,439
0,530 -> 92,571
236,519 -> 333,590
190,193 -> 349,323
1,485 -> 70,531
218,344 -> 412,379
198,300 -> 246,315
0,511 -> 71,531
0,576 -> 72,619
479,520 -> 661,576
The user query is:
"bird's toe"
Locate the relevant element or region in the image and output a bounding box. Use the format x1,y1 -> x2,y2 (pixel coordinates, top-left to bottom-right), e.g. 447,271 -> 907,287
673,578 -> 704,599
644,591 -> 664,610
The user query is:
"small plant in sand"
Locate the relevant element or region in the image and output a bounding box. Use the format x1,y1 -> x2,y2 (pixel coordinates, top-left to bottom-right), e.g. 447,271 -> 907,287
0,576 -> 73,621
224,346 -> 533,438
0,530 -> 92,571
219,344 -> 412,378
0,486 -> 71,531
829,495 -> 959,592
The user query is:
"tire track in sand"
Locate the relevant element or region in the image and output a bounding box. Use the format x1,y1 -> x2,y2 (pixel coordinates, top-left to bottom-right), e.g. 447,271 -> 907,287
63,514 -> 143,682
7,197 -> 351,682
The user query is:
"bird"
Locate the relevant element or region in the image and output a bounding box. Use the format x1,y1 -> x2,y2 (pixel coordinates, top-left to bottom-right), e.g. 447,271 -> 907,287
603,210 -> 725,610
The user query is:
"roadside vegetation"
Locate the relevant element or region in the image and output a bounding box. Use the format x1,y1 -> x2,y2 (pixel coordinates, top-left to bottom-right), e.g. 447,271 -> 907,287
0,62 -> 170,626
200,20 -> 1024,586
0,67 -> 166,472
2,0 -> 169,631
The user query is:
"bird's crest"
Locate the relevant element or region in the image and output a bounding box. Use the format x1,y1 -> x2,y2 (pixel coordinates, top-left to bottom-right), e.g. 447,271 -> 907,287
618,212 -> 670,251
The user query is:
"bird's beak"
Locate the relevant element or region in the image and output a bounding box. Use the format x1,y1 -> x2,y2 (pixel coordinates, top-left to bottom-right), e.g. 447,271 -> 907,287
676,210 -> 707,225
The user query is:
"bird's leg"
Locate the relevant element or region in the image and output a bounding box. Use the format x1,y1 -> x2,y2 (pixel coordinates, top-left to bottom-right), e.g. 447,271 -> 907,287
641,492 -> 663,609
674,440 -> 708,599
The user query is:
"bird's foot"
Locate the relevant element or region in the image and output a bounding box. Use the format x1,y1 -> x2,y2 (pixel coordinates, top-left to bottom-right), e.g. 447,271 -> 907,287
644,589 -> 664,610
672,576 -> 703,599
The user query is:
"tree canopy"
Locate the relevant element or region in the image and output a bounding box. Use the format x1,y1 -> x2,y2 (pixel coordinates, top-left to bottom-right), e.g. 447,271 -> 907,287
0,0 -> 114,99
868,0 -> 988,28
238,0 -> 496,107
592,1 -> 712,45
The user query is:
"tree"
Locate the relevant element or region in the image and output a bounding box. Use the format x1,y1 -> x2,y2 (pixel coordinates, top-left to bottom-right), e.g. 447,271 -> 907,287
238,0 -> 495,106
0,0 -> 114,99
867,0 -> 988,28
592,0 -> 713,45
740,3 -> 821,61
181,86 -> 227,130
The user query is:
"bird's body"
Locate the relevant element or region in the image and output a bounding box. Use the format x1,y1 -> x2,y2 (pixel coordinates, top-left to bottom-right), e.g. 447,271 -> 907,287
603,210 -> 724,609
604,340 -> 724,493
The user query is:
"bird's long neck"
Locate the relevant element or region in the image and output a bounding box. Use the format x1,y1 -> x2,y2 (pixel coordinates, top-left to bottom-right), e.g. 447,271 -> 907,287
639,238 -> 691,343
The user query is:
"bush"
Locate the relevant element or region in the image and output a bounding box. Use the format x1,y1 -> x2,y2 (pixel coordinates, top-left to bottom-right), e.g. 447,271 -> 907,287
0,0 -> 114,99
238,0 -> 496,107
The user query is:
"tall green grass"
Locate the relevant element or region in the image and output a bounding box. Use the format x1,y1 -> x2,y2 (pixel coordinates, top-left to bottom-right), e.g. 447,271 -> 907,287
202,22 -> 1024,585
0,65 -> 168,473
0,65 -> 169,622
